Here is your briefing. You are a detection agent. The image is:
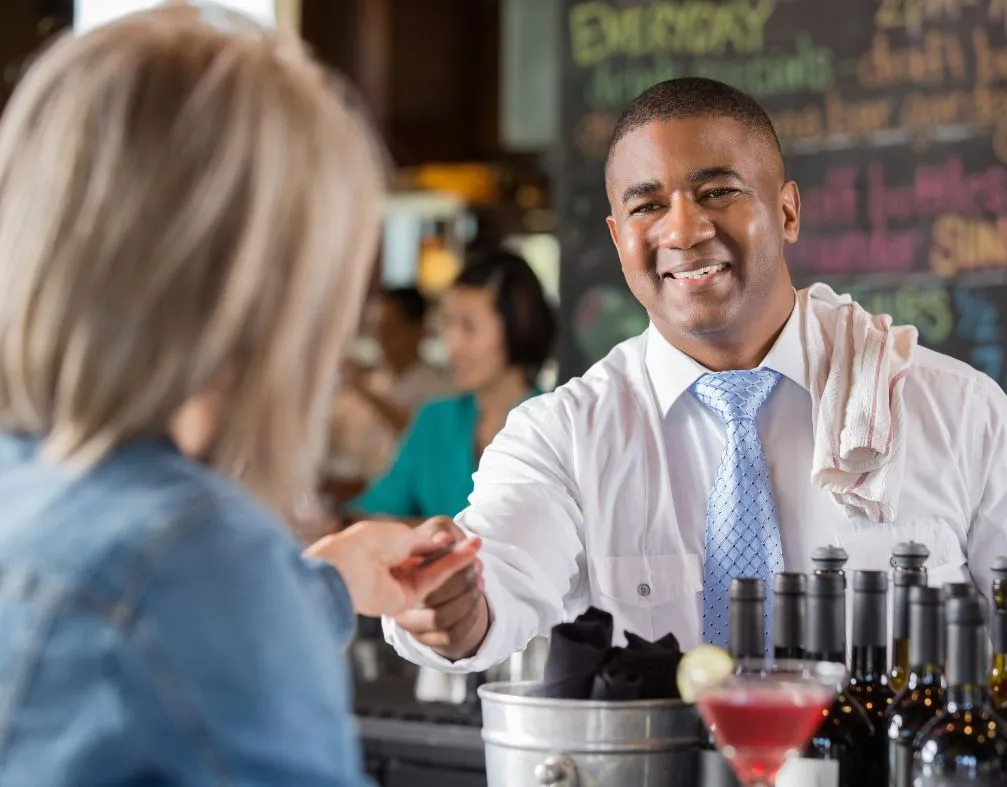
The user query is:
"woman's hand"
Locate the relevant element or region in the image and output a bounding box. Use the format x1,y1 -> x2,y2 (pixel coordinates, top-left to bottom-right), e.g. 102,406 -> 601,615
304,517 -> 481,618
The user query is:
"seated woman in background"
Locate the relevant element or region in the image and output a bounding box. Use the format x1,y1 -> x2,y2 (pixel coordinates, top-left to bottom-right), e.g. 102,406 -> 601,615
350,250 -> 557,521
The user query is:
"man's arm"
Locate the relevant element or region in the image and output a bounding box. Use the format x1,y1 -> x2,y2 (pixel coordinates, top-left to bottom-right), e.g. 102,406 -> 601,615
967,377 -> 1007,603
384,395 -> 586,673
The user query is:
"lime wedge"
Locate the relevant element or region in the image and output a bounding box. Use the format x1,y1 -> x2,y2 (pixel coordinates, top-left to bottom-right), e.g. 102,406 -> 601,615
676,644 -> 735,703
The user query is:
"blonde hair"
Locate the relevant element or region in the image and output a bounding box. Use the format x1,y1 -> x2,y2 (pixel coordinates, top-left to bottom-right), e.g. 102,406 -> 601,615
0,5 -> 386,512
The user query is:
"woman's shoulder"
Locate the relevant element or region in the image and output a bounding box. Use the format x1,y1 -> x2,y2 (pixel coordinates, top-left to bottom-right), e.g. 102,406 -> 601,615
412,392 -> 477,426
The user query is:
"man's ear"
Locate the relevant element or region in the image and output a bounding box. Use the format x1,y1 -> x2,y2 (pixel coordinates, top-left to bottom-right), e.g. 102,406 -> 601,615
781,181 -> 800,244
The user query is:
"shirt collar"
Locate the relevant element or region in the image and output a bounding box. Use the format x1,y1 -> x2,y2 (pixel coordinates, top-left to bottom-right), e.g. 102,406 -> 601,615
644,295 -> 808,417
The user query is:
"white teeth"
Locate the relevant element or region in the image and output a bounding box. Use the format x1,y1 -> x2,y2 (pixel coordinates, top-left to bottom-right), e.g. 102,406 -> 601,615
671,263 -> 728,280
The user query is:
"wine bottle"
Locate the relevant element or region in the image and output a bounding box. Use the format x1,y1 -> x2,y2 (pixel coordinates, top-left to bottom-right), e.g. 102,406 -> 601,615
940,582 -> 976,685
696,581 -> 758,787
772,572 -> 806,661
730,578 -> 765,660
778,573 -> 875,787
914,595 -> 1007,784
850,571 -> 896,721
848,570 -> 894,785
993,557 -> 1007,613
989,609 -> 1007,713
885,585 -> 944,787
991,558 -> 1007,711
889,541 -> 929,693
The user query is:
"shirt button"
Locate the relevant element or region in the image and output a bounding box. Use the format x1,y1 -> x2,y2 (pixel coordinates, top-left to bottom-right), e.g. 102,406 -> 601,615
637,583 -> 651,598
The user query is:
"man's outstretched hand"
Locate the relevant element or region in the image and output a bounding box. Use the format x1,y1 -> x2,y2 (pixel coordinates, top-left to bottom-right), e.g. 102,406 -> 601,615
305,517 -> 481,618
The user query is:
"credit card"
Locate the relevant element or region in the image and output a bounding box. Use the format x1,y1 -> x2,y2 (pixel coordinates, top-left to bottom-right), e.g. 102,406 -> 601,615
417,542 -> 458,568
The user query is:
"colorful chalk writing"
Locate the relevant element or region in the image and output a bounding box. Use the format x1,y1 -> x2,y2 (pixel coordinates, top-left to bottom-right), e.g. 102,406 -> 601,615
856,32 -> 967,90
789,230 -> 923,273
582,36 -> 834,109
954,285 -> 1001,342
930,215 -> 1007,275
799,167 -> 859,227
569,0 -> 776,67
875,0 -> 981,35
767,26 -> 1007,160
954,286 -> 1005,380
868,157 -> 1007,228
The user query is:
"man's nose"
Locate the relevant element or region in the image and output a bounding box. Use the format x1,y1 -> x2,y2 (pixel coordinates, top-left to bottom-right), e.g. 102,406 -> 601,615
654,196 -> 715,249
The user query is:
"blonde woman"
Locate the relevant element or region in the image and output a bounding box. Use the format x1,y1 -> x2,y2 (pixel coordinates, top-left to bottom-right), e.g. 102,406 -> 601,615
0,6 -> 478,785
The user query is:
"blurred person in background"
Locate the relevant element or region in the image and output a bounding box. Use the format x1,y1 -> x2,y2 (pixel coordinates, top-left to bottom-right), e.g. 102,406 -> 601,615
0,7 -> 478,786
327,287 -> 453,483
347,249 -> 557,523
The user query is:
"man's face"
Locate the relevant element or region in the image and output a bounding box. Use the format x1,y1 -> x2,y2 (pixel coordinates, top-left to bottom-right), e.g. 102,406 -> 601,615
606,116 -> 800,346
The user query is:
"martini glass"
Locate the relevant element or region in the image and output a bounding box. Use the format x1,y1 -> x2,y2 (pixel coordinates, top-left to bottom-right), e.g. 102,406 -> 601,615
694,658 -> 847,787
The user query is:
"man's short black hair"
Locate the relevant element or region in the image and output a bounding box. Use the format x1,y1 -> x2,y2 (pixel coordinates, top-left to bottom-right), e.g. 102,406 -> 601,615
452,249 -> 556,384
382,287 -> 428,325
605,77 -> 784,181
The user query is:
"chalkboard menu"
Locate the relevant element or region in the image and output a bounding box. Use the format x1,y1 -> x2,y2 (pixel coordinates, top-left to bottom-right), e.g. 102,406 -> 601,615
557,0 -> 1007,389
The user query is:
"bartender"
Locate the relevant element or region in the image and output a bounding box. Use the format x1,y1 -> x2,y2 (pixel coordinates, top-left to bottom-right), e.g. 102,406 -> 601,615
385,77 -> 1007,672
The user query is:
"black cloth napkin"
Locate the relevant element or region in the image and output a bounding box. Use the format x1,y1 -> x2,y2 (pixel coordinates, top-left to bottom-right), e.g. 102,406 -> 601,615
529,607 -> 683,701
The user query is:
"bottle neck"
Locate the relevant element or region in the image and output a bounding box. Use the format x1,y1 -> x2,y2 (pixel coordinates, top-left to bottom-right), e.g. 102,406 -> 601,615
774,645 -> 804,661
993,611 -> 1007,658
891,638 -> 910,673
851,645 -> 887,679
730,599 -> 764,659
946,622 -> 985,699
807,648 -> 846,665
907,663 -> 943,690
946,684 -> 986,711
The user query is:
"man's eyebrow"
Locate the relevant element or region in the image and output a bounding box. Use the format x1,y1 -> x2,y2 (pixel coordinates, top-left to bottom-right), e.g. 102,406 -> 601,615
688,166 -> 744,183
620,179 -> 662,205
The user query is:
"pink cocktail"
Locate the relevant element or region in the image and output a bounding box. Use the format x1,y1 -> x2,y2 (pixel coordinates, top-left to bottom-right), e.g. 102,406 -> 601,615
695,659 -> 846,787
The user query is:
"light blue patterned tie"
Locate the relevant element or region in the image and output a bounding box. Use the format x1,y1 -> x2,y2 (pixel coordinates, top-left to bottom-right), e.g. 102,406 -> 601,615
692,370 -> 784,652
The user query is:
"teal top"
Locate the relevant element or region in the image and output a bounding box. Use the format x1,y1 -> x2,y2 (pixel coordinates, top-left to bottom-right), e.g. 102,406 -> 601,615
352,390 -> 540,519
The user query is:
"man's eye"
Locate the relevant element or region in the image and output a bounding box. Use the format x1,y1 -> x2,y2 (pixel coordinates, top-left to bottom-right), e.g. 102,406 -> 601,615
629,202 -> 662,215
703,188 -> 737,200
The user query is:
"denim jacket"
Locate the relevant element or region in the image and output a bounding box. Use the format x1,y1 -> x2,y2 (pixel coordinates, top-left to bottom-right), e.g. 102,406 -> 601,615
0,434 -> 370,786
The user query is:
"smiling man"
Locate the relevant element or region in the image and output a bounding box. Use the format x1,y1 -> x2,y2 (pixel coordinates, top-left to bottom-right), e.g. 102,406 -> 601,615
385,77 -> 1007,669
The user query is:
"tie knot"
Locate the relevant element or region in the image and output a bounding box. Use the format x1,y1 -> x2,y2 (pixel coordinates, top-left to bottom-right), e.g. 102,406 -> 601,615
691,369 -> 781,424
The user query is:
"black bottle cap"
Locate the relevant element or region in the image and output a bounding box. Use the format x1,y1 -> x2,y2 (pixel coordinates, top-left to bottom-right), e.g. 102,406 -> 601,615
993,556 -> 1007,581
908,586 -> 941,668
730,579 -> 765,660
909,584 -> 941,605
891,541 -> 930,569
946,594 -> 986,625
806,573 -> 845,660
773,572 -> 807,595
811,545 -> 849,573
730,578 -> 766,601
942,582 -> 975,600
773,573 -> 806,653
854,570 -> 888,592
993,610 -> 1007,656
852,570 -> 887,647
945,595 -> 987,687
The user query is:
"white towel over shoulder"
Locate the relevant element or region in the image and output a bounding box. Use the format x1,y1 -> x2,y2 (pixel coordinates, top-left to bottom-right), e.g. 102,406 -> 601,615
798,283 -> 919,524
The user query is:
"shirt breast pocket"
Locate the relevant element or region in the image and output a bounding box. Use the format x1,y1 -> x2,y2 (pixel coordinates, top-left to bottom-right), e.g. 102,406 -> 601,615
593,554 -> 702,643
836,518 -> 968,586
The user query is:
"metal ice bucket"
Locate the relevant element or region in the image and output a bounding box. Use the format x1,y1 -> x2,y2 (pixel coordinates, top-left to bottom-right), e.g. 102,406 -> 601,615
478,681 -> 700,786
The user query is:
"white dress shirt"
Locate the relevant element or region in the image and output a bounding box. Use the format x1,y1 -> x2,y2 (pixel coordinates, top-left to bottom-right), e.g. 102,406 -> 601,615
385,302 -> 1007,672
